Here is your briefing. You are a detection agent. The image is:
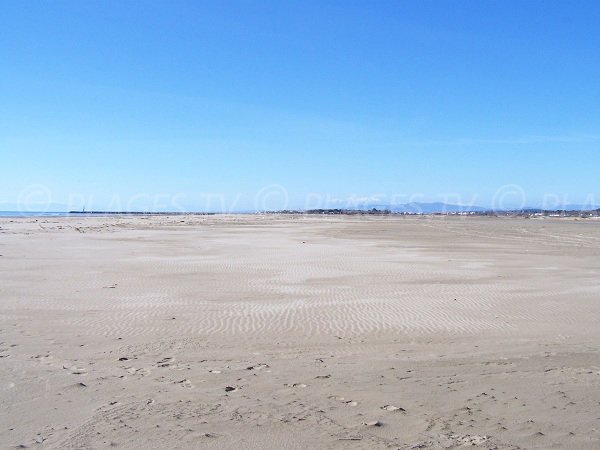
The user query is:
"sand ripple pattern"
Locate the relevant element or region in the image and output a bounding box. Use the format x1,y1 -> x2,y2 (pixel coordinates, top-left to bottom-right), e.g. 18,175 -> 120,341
3,216 -> 600,340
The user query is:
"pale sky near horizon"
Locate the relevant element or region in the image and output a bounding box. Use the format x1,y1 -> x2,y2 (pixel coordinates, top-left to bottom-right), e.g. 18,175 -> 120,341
1,1 -> 599,211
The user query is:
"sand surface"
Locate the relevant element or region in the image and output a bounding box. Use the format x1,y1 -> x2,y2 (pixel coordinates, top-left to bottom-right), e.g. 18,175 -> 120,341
1,215 -> 600,449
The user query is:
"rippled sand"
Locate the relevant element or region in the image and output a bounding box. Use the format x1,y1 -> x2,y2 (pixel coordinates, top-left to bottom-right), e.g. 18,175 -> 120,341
1,215 -> 600,448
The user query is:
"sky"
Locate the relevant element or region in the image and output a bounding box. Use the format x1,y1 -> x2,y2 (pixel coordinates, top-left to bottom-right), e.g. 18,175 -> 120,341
1,0 -> 600,212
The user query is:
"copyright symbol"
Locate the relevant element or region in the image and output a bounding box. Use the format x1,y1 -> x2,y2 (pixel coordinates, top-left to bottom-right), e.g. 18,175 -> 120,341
17,184 -> 52,213
492,184 -> 526,211
254,184 -> 289,212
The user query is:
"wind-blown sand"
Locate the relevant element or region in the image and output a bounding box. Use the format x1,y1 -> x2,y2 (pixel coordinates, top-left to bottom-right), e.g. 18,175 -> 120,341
1,215 -> 600,449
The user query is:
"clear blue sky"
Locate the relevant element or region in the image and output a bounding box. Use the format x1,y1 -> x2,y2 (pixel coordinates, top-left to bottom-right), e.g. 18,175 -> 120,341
1,1 -> 599,211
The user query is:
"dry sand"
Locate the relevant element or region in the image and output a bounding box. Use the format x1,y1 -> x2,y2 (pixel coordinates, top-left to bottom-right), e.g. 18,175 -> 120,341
1,215 -> 600,449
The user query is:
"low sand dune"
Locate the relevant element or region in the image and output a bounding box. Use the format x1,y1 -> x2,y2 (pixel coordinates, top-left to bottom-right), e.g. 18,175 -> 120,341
1,215 -> 600,448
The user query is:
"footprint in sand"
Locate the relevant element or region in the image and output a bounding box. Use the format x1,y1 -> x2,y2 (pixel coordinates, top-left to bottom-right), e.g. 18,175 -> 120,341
452,434 -> 489,445
246,363 -> 269,371
362,420 -> 383,427
156,357 -> 173,368
381,405 -> 406,412
177,379 -> 194,389
63,365 -> 87,375
329,396 -> 358,406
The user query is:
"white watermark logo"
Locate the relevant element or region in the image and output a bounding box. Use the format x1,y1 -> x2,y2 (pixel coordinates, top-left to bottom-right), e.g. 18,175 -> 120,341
254,184 -> 289,212
492,184 -> 526,211
17,184 -> 52,213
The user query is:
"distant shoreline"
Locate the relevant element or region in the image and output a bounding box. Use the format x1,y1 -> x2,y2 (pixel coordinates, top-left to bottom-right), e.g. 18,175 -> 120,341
1,208 -> 600,219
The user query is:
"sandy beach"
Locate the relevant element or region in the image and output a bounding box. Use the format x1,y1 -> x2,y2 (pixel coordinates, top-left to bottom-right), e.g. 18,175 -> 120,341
1,215 -> 600,449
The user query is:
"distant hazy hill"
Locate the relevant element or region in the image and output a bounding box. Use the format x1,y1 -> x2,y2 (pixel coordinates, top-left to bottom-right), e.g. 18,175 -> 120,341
536,204 -> 600,211
359,202 -> 600,214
